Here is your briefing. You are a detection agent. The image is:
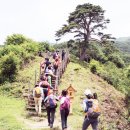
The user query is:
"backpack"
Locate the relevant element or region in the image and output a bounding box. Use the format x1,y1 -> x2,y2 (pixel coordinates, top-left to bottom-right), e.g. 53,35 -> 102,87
62,97 -> 70,111
53,61 -> 59,69
86,99 -> 101,118
34,87 -> 41,98
48,96 -> 57,108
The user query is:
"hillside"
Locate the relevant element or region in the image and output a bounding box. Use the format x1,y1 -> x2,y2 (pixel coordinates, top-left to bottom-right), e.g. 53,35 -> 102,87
0,55 -> 129,130
115,37 -> 130,54
59,59 -> 129,130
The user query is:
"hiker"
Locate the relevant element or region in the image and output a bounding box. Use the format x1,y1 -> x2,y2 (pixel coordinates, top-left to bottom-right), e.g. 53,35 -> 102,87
53,51 -> 58,59
59,90 -> 70,130
53,55 -> 61,74
39,76 -> 50,99
53,57 -> 60,74
45,67 -> 57,89
33,84 -> 44,116
82,89 -> 100,130
40,58 -> 51,73
61,50 -> 66,61
44,89 -> 58,128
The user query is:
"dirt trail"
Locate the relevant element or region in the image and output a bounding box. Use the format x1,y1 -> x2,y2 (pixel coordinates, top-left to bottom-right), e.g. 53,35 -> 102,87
16,114 -> 61,130
16,111 -> 72,130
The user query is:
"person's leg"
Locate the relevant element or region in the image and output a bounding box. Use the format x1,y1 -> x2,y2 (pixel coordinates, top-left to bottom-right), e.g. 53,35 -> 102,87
91,118 -> 98,130
82,117 -> 91,130
60,109 -> 66,130
64,109 -> 69,128
34,98 -> 38,114
50,108 -> 56,128
38,97 -> 42,115
44,89 -> 48,98
46,107 -> 51,125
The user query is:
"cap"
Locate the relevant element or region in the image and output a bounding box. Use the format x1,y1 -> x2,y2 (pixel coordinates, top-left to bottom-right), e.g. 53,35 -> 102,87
84,89 -> 92,96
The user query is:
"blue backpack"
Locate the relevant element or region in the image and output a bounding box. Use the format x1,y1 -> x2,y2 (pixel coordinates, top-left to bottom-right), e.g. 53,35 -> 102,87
48,97 -> 57,108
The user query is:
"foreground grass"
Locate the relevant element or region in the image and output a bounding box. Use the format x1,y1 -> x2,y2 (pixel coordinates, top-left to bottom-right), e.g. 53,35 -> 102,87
0,95 -> 26,130
0,56 -> 43,130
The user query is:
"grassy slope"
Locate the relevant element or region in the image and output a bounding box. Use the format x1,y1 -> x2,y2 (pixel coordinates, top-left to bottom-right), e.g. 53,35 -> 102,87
58,61 -> 129,130
0,56 -> 43,130
0,55 -> 129,130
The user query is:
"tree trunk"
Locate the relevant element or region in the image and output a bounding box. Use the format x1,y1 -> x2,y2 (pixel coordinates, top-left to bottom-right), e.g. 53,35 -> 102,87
80,47 -> 86,61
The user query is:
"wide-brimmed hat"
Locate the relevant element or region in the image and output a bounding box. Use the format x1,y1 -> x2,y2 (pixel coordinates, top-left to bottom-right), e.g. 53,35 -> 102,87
84,89 -> 92,96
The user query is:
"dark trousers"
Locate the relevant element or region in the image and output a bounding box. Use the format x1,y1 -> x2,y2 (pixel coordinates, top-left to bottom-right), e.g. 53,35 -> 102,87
46,107 -> 56,125
82,117 -> 98,130
43,89 -> 48,99
60,109 -> 69,130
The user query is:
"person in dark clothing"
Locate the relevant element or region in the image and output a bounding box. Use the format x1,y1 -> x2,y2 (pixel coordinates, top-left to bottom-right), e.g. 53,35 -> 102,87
44,89 -> 58,128
40,58 -> 51,73
61,50 -> 66,60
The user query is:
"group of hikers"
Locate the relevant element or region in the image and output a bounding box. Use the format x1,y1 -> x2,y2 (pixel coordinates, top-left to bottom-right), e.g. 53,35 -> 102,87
32,50 -> 101,130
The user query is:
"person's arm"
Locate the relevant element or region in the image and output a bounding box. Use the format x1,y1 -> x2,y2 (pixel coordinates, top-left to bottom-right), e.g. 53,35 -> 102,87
83,99 -> 87,112
48,70 -> 57,77
40,87 -> 44,99
39,81 -> 42,87
60,97 -> 65,104
44,96 -> 48,102
54,95 -> 59,101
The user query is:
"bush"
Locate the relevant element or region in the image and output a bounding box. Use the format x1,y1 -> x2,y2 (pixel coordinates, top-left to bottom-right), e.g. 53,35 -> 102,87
108,53 -> 125,68
87,43 -> 108,63
21,42 -> 39,54
4,34 -> 30,45
0,52 -> 20,82
89,60 -> 103,73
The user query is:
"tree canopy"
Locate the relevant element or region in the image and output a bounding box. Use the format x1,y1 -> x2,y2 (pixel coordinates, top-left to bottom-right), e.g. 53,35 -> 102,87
56,3 -> 110,60
4,34 -> 30,45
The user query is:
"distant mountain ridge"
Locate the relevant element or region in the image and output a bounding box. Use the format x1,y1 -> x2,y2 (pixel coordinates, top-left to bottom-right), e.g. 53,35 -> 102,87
114,36 -> 130,54
116,36 -> 130,42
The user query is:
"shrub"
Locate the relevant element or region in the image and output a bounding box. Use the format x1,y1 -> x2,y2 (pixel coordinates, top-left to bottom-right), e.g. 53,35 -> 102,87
4,34 -> 30,45
89,60 -> 103,73
108,53 -> 125,68
0,52 -> 20,82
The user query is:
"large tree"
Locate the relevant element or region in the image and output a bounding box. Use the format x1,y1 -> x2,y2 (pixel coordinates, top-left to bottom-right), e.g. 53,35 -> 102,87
56,3 -> 110,60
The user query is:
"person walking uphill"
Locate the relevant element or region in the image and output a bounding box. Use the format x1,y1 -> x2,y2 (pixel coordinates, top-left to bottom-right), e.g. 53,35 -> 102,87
44,89 -> 58,128
33,84 -> 44,116
82,89 -> 101,130
59,90 -> 70,130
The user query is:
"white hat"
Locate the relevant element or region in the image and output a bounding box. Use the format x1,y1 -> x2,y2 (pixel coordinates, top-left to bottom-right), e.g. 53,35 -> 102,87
84,89 -> 92,96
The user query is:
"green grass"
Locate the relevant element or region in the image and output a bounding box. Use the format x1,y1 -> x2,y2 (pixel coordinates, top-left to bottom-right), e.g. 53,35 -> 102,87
0,56 -> 43,130
0,95 -> 26,130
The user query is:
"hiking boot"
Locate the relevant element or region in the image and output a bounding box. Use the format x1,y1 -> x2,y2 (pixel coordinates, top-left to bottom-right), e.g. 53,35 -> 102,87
50,124 -> 53,128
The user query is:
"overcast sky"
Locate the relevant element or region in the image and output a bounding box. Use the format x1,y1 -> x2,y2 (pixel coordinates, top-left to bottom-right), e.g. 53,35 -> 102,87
0,0 -> 130,44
